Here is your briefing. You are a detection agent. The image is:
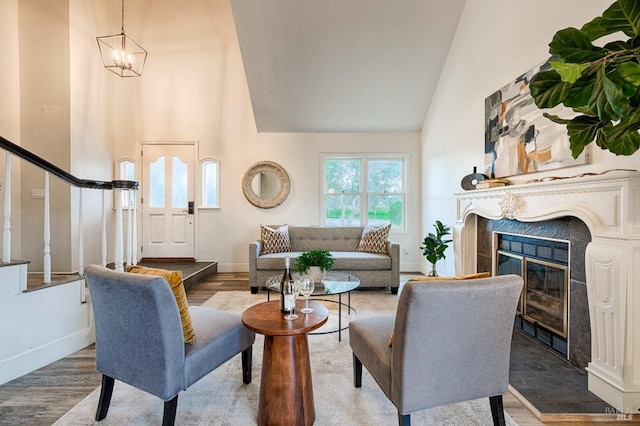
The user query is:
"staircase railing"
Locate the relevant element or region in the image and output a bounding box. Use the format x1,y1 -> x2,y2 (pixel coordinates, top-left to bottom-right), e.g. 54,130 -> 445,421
0,136 -> 139,283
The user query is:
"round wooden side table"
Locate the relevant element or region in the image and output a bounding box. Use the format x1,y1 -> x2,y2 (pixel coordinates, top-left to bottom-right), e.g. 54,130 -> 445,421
242,300 -> 328,426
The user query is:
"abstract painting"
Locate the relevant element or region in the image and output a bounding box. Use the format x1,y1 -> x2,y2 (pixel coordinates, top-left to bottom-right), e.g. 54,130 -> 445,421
484,59 -> 590,178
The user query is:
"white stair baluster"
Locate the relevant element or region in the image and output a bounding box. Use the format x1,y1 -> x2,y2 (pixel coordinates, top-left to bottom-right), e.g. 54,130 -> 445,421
126,189 -> 132,267
78,188 -> 84,276
101,190 -> 107,267
114,188 -> 124,271
3,153 -> 11,263
131,189 -> 138,265
43,172 -> 51,284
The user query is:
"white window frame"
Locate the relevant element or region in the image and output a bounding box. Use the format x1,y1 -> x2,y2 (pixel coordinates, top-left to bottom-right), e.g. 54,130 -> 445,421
200,158 -> 220,208
321,154 -> 407,230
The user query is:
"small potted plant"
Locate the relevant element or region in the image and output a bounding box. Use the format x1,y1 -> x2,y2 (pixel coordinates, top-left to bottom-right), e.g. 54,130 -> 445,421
420,220 -> 452,276
293,249 -> 335,283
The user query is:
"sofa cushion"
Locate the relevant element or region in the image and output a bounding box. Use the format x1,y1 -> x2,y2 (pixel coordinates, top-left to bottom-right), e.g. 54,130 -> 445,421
357,224 -> 391,254
331,252 -> 391,270
288,226 -> 363,252
125,264 -> 196,344
260,224 -> 292,254
257,251 -> 391,271
257,252 -> 303,270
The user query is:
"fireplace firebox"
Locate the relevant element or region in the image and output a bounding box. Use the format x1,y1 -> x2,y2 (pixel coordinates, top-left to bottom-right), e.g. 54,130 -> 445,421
496,233 -> 569,356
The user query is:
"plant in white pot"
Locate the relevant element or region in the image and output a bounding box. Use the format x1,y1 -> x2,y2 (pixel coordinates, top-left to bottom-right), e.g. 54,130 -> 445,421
293,249 -> 335,283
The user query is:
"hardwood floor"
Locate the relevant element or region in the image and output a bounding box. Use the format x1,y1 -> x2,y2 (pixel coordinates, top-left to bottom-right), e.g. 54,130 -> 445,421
0,272 -> 541,425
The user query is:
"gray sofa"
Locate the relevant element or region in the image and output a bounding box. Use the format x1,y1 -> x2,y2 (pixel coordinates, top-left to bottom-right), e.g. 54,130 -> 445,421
249,225 -> 400,294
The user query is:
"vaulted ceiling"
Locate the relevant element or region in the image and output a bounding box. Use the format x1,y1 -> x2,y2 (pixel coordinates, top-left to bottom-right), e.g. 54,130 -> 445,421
230,0 -> 467,133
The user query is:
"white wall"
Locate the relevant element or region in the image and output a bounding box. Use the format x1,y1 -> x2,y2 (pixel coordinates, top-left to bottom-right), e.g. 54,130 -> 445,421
91,0 -> 424,272
18,0 -> 73,272
69,0 -> 118,271
421,0 -> 638,276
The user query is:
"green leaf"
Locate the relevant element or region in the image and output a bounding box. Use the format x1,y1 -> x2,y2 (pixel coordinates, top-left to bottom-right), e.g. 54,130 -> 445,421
530,70 -> 573,109
610,62 -> 640,97
582,1 -> 640,39
603,69 -> 630,117
603,40 -> 634,52
588,66 -> 628,121
542,113 -> 572,125
563,73 -> 596,110
600,107 -> 640,155
549,28 -> 608,63
618,0 -> 640,36
565,115 -> 605,158
550,61 -> 589,83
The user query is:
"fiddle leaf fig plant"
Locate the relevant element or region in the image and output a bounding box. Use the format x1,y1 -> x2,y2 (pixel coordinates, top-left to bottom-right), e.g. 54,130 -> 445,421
420,221 -> 452,275
529,0 -> 640,158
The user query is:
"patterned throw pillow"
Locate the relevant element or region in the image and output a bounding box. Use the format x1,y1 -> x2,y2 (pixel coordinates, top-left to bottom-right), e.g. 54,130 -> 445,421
125,264 -> 196,344
356,224 -> 391,254
260,224 -> 292,255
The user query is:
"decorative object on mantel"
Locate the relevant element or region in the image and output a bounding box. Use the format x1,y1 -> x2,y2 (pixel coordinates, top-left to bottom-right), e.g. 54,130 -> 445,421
293,249 -> 335,283
420,221 -> 452,277
499,192 -> 523,220
530,1 -> 640,158
484,59 -> 590,179
475,178 -> 510,189
96,0 -> 148,77
460,166 -> 489,190
525,168 -> 637,184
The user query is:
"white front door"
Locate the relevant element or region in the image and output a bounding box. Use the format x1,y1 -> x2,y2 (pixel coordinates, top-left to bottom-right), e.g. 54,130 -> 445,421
141,143 -> 195,259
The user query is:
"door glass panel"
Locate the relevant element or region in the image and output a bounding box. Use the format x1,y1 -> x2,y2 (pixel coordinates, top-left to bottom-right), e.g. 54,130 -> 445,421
150,156 -> 165,207
172,156 -> 188,208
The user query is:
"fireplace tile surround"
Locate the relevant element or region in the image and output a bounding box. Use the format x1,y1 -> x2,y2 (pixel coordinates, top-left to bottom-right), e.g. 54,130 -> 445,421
477,217 -> 591,369
454,170 -> 640,412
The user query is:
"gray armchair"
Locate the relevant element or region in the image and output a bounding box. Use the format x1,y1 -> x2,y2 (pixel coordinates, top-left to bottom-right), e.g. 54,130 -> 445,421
349,274 -> 523,426
84,265 -> 255,426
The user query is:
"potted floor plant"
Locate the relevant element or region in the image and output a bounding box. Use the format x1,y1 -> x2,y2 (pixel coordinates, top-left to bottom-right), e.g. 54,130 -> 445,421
293,249 -> 335,283
420,221 -> 452,276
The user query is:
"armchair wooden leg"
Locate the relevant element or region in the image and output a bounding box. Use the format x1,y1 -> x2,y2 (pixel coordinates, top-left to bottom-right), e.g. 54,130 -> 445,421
242,346 -> 252,384
398,412 -> 410,426
489,395 -> 506,426
250,286 -> 258,294
162,395 -> 178,426
353,353 -> 362,388
95,374 -> 114,421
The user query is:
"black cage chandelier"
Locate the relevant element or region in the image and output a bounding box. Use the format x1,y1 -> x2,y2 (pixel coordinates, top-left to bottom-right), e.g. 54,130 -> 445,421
96,0 -> 148,77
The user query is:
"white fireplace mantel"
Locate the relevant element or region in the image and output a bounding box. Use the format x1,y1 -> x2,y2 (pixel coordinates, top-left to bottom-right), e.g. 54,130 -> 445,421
454,170 -> 640,412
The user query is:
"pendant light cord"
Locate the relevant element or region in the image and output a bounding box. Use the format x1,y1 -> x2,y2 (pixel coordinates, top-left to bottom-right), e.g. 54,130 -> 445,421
121,0 -> 125,34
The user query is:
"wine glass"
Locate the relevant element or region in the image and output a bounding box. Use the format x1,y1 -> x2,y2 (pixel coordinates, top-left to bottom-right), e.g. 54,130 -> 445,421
298,276 -> 315,314
283,279 -> 299,320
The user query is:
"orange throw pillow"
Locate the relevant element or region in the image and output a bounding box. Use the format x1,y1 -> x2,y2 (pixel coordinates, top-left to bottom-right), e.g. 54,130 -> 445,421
125,265 -> 196,344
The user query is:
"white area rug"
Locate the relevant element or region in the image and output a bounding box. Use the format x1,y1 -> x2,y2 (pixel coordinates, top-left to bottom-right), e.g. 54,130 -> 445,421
54,291 -> 516,425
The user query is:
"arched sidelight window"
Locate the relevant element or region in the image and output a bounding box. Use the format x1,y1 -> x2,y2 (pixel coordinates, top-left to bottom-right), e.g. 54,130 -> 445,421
117,159 -> 136,208
201,159 -> 219,208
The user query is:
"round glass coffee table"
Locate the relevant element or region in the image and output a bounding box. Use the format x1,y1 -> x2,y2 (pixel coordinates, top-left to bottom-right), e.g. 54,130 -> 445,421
266,271 -> 359,341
